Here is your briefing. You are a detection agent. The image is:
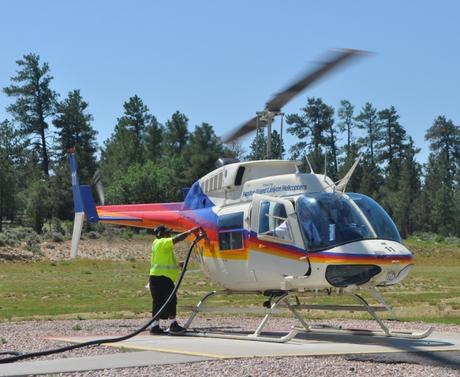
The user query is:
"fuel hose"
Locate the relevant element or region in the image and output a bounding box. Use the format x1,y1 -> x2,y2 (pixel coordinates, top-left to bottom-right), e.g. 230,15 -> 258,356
0,233 -> 204,364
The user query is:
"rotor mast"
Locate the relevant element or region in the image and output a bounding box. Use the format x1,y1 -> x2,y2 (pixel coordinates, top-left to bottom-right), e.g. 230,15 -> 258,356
223,49 -> 369,160
255,110 -> 283,159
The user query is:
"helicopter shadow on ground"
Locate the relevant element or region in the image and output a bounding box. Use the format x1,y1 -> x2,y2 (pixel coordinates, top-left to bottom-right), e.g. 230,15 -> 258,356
188,326 -> 459,370
320,331 -> 460,371
282,330 -> 459,370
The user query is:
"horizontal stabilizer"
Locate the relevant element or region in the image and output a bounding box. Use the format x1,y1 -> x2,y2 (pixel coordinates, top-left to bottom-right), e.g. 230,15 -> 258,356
80,185 -> 143,223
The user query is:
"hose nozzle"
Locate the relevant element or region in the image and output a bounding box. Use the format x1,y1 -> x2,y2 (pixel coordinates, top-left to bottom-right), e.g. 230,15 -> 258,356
196,227 -> 208,241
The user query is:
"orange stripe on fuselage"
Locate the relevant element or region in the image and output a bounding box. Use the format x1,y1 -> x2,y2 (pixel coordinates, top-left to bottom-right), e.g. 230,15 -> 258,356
200,239 -> 413,265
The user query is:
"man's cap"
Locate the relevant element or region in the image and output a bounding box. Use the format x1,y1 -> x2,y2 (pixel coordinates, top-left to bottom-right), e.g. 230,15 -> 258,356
154,225 -> 173,237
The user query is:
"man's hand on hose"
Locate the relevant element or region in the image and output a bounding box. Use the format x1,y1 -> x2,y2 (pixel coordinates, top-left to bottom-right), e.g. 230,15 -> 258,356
191,226 -> 202,237
195,227 -> 207,241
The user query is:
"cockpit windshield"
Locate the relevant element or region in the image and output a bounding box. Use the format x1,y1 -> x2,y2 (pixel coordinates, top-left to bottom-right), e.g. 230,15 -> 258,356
347,193 -> 402,243
296,192 -> 401,250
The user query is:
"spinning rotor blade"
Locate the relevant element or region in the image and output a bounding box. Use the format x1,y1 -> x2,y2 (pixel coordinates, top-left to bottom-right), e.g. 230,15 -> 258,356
223,48 -> 368,143
223,115 -> 259,142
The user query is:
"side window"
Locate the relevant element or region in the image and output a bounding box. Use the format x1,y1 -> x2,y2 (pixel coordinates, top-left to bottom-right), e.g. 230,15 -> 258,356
218,212 -> 244,250
258,200 -> 292,241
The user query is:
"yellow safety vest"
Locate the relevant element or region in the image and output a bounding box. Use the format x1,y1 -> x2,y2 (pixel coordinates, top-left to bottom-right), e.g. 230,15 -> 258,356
150,238 -> 179,281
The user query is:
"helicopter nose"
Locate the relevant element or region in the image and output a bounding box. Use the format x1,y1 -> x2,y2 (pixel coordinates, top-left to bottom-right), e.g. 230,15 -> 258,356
325,264 -> 382,287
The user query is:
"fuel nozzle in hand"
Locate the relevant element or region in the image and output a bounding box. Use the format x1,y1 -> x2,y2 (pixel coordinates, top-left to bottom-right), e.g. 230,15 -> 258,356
193,226 -> 208,241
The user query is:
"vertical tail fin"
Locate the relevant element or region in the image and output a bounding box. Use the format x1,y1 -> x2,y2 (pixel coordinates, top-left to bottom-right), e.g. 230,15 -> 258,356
67,149 -> 100,258
68,150 -> 84,259
68,150 -> 84,214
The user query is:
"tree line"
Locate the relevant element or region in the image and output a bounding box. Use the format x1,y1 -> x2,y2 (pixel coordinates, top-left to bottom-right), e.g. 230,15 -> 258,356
0,53 -> 459,238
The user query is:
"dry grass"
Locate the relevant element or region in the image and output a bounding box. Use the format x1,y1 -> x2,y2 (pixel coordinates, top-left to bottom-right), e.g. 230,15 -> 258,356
0,238 -> 459,324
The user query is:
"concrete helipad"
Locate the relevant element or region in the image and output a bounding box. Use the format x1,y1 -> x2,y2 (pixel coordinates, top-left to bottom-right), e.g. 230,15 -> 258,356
49,329 -> 460,358
1,329 -> 460,376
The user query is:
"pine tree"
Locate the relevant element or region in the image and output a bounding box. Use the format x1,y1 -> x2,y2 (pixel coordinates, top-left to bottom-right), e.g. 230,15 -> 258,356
287,97 -> 333,172
101,128 -> 136,186
337,99 -> 355,153
3,53 -> 58,176
425,116 -> 460,185
100,96 -> 156,181
325,117 -> 339,180
53,90 -> 98,182
21,177 -> 53,233
184,123 -> 228,182
162,111 -> 189,156
117,95 -> 154,162
422,116 -> 460,235
144,119 -> 164,161
388,138 -> 421,237
355,102 -> 382,168
246,128 -> 284,160
378,106 -> 407,167
247,128 -> 266,160
354,103 -> 383,197
0,120 -> 25,230
52,90 -> 98,219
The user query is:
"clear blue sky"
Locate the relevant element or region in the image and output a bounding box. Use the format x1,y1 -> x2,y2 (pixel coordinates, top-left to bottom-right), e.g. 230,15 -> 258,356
1,0 -> 459,164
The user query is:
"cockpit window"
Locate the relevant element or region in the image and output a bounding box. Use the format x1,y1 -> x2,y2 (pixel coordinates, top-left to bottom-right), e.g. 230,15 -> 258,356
258,200 -> 292,241
296,193 -> 373,250
347,193 -> 402,243
296,192 -> 402,250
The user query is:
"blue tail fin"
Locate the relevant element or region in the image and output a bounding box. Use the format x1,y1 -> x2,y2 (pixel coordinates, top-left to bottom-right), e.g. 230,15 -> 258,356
68,151 -> 84,213
67,150 -> 99,223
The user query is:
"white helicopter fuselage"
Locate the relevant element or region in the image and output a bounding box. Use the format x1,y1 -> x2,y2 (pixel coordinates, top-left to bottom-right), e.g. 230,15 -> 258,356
190,159 -> 414,293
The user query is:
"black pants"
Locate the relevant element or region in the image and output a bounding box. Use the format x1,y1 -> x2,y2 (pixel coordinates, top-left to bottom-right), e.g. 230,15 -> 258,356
149,275 -> 177,319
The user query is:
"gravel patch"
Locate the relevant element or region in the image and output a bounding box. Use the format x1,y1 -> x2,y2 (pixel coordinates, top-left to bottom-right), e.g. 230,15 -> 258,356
62,355 -> 460,377
2,241 -> 459,375
1,318 -> 460,376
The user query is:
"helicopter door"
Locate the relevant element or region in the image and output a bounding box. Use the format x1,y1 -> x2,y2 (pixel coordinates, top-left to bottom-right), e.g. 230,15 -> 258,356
250,194 -> 304,248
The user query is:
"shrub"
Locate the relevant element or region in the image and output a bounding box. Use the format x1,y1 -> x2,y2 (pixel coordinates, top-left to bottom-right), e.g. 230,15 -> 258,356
26,239 -> 41,254
122,230 -> 134,240
0,232 -> 19,247
434,234 -> 445,243
62,221 -> 74,236
445,236 -> 460,244
87,231 -> 101,239
51,218 -> 64,234
26,233 -> 41,244
51,232 -> 65,243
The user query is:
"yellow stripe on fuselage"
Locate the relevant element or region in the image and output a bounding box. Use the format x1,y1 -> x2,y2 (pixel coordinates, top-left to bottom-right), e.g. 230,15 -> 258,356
200,244 -> 412,265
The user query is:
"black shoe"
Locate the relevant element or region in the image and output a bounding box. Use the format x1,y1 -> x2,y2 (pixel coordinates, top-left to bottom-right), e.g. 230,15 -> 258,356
167,321 -> 186,335
149,325 -> 165,335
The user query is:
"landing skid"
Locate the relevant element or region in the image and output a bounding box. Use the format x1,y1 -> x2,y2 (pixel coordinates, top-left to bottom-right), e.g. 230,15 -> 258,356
182,289 -> 433,343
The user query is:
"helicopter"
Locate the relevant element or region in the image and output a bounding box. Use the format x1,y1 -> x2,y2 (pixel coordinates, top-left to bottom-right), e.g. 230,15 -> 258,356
68,49 -> 432,342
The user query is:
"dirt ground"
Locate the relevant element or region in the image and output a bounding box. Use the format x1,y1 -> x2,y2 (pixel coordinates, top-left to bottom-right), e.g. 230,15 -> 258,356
0,238 -> 155,262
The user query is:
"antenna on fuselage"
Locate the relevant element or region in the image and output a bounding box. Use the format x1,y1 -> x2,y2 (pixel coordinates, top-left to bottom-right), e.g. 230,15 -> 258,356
335,154 -> 363,192
305,155 -> 314,173
323,153 -> 328,180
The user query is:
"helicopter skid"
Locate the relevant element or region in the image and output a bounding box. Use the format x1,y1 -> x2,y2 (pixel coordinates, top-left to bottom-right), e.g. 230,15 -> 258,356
182,289 -> 433,343
183,328 -> 299,343
293,324 -> 434,340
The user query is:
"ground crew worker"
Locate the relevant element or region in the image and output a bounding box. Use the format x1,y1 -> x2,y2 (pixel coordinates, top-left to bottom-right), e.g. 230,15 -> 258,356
149,224 -> 200,335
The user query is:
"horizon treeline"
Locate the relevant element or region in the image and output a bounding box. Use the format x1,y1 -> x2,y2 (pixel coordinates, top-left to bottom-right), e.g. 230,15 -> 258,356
1,54 -> 459,238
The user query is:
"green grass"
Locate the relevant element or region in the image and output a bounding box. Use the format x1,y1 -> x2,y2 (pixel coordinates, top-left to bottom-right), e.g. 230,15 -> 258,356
0,260 -> 152,319
0,240 -> 459,324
